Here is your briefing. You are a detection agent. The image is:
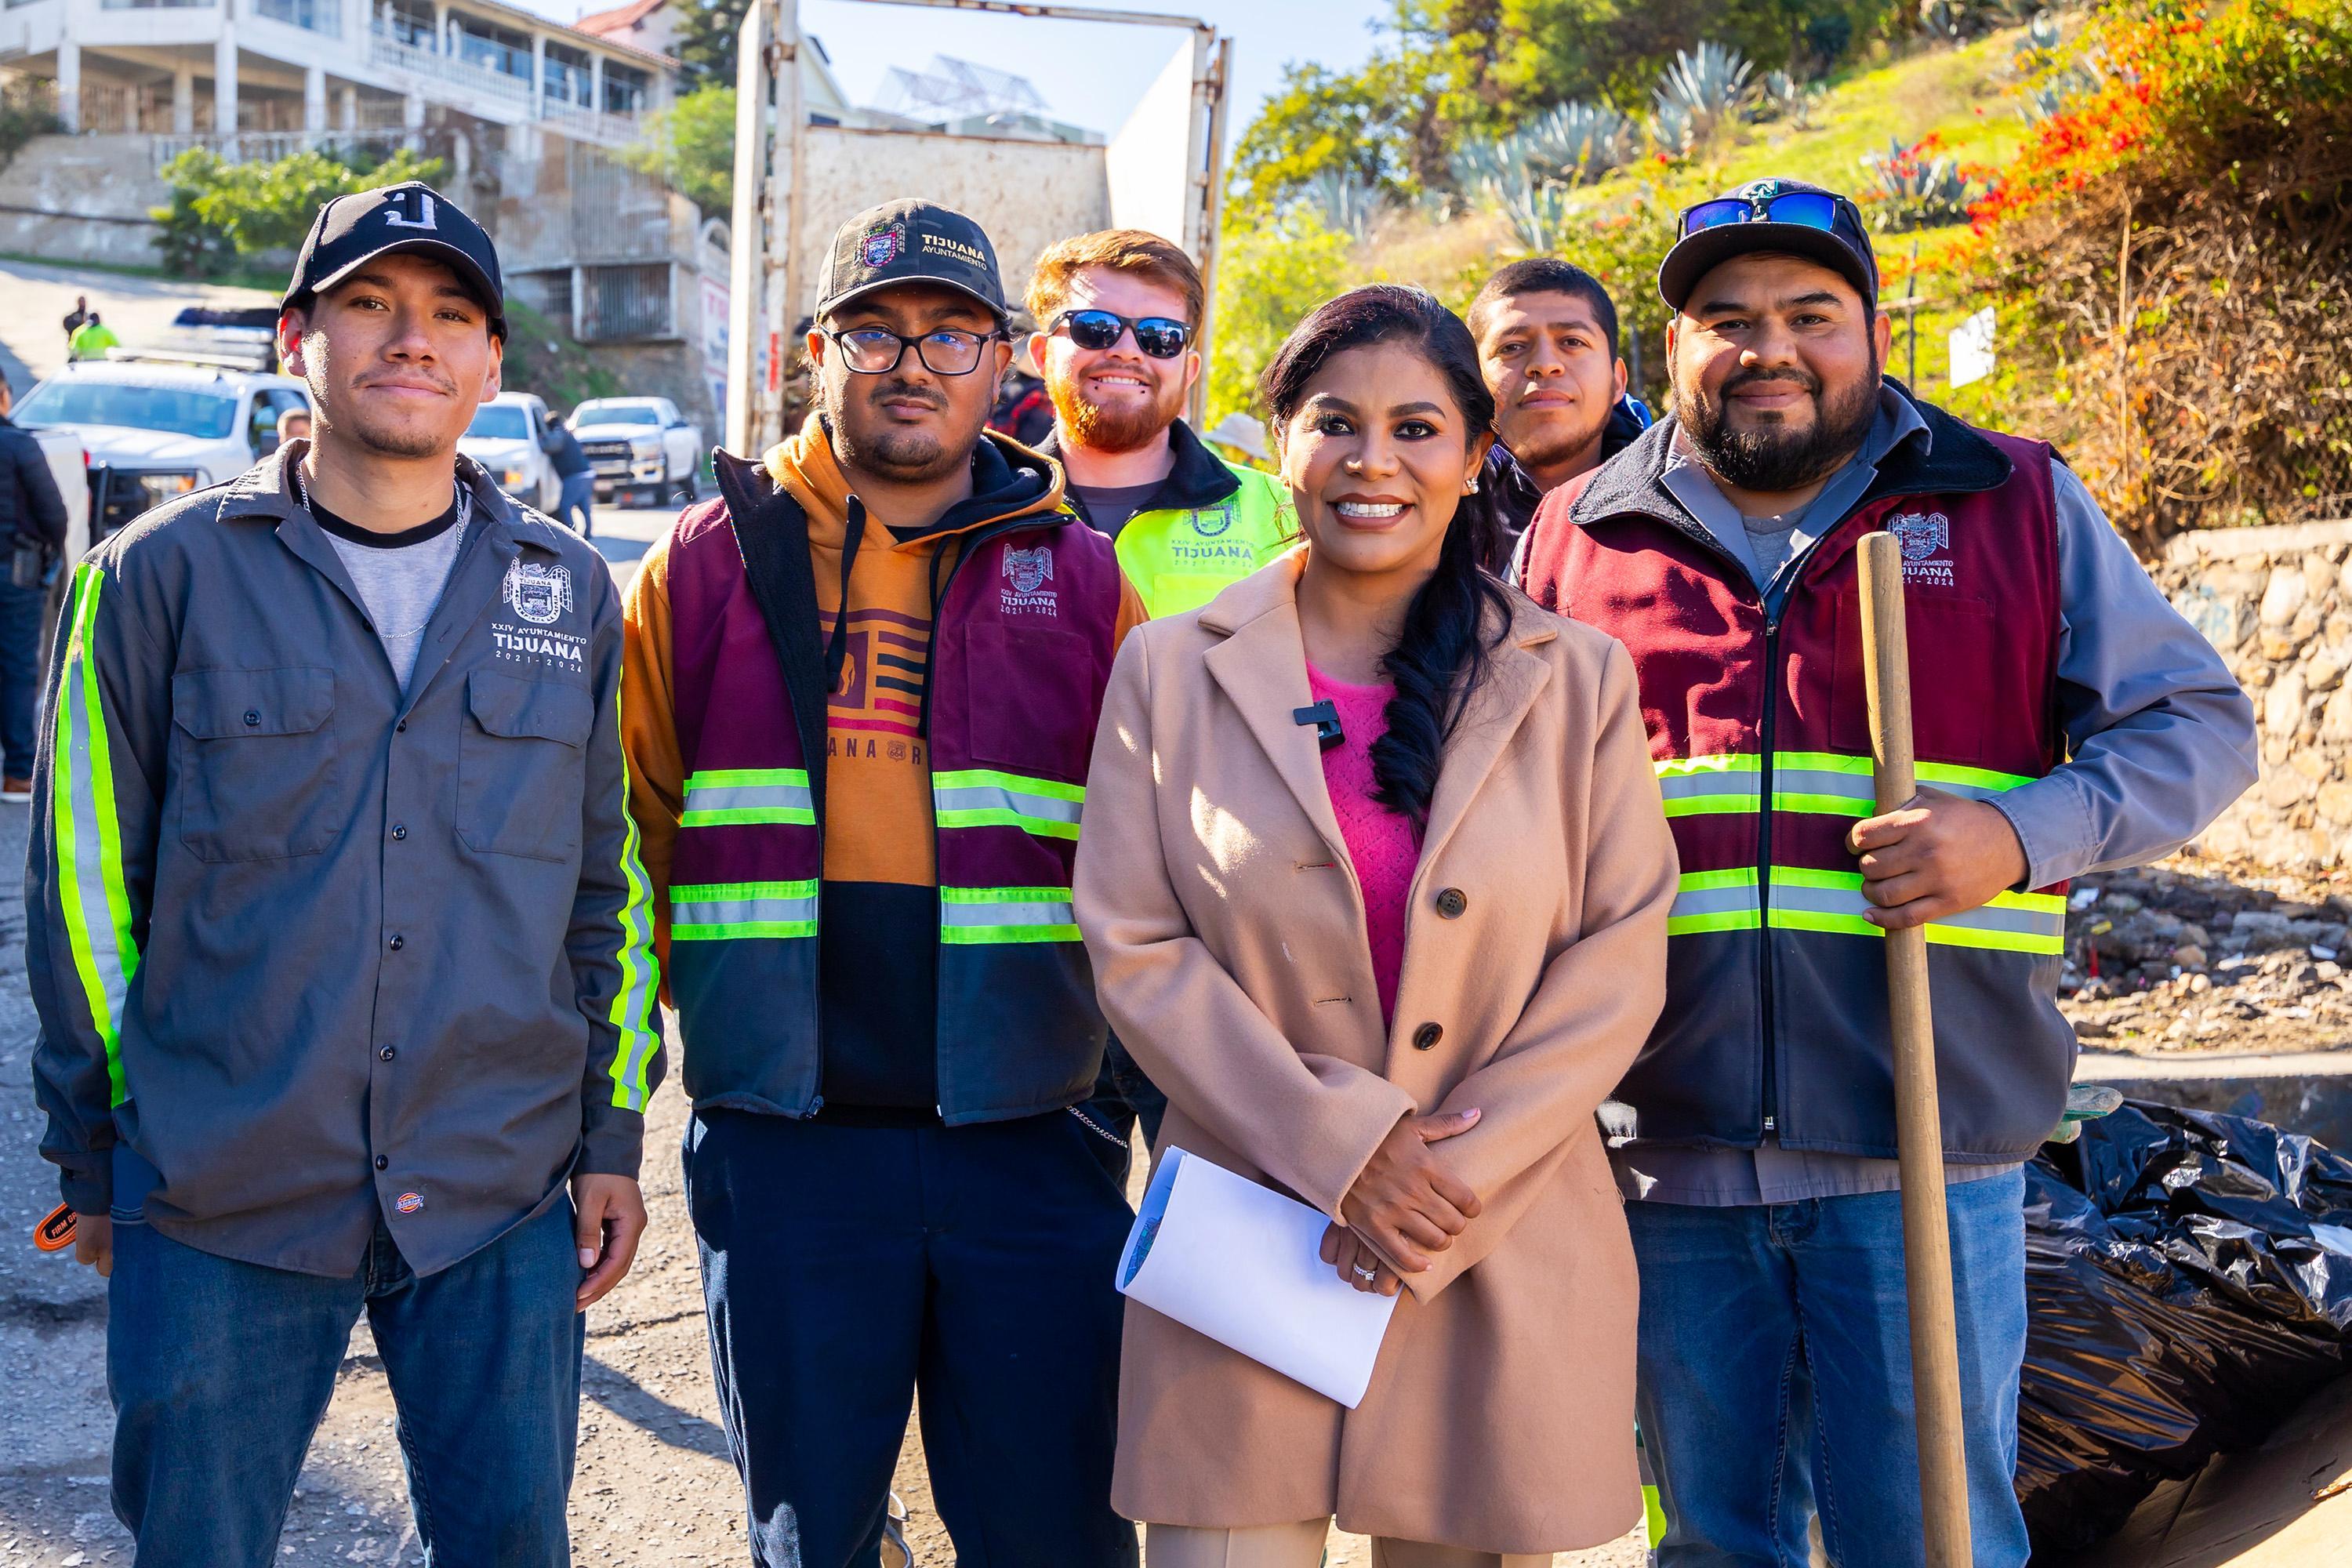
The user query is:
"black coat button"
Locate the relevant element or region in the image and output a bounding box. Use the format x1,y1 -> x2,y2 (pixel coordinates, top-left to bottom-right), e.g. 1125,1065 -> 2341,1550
388,934 -> 405,951
379,1046 -> 395,1062
395,720 -> 407,732
1436,887 -> 1468,919
374,1155 -> 389,1171
243,710 -> 260,727
390,824 -> 407,840
1413,1022 -> 1443,1051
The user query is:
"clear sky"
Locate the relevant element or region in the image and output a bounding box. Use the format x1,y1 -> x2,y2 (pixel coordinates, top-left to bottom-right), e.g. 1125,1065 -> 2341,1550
527,0 -> 1392,146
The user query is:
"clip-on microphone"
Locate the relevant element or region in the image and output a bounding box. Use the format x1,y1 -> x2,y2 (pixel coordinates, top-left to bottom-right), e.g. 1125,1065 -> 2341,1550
1293,699 -> 1345,752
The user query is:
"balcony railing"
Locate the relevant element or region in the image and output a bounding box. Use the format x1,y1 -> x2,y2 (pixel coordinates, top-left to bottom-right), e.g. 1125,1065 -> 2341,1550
366,27 -> 533,110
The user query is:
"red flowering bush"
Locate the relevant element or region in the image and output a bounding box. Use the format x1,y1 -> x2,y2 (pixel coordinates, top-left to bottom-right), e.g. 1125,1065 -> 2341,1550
1957,0 -> 2352,547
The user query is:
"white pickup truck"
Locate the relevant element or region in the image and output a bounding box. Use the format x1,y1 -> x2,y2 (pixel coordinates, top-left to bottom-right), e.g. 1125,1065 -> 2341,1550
568,397 -> 703,508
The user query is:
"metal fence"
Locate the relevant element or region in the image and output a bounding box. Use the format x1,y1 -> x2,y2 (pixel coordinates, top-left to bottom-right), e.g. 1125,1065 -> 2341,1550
583,262 -> 672,342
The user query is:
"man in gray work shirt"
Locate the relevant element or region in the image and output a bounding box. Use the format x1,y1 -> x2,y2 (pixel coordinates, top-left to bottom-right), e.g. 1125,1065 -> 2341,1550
27,182 -> 662,1567
1518,179 -> 2257,1565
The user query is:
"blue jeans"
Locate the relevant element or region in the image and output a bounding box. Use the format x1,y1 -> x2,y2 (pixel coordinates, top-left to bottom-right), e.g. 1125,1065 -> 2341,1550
1625,1170 -> 2031,1567
556,473 -> 594,535
686,1108 -> 1136,1568
0,568 -> 46,777
107,1202 -> 585,1568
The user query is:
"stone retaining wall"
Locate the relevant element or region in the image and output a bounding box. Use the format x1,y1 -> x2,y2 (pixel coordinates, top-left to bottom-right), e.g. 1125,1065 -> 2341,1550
2163,519 -> 2352,869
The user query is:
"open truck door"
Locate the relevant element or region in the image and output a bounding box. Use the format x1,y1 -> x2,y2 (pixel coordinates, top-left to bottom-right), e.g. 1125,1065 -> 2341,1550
724,0 -> 1232,458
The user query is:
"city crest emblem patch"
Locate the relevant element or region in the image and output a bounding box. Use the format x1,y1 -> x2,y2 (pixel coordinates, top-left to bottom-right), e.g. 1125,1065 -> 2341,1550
503,559 -> 575,626
1890,511 -> 1951,561
860,225 -> 905,269
1004,546 -> 1054,595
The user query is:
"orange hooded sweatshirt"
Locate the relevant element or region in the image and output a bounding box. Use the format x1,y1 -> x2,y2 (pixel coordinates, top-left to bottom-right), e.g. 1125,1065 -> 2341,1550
623,413 -> 1146,1108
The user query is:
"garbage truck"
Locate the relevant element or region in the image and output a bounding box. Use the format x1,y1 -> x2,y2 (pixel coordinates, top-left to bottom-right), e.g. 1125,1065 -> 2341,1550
724,0 -> 1232,456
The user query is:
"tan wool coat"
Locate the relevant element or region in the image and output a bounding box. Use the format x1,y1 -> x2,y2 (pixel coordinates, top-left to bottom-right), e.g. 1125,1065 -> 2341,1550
1073,552 -> 1679,1555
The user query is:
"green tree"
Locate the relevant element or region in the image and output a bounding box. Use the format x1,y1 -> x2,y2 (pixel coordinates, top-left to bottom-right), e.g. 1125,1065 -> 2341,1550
1207,212 -> 1359,425
152,146 -> 447,276
625,81 -> 735,214
671,0 -> 751,87
1229,62 -> 1414,215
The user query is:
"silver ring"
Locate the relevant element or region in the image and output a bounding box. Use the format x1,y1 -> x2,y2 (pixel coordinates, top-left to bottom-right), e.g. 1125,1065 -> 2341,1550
1352,1263 -> 1378,1282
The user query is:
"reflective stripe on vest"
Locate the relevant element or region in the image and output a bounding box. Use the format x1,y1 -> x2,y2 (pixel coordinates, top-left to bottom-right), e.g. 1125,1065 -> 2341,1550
1658,752 -> 2037,818
670,879 -> 819,940
1664,866 -> 2064,954
939,884 -> 1080,946
932,768 -> 1083,840
681,768 -> 815,826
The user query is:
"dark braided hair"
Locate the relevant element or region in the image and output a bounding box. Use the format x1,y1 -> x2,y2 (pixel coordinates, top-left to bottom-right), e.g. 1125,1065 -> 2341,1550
1258,285 -> 1513,828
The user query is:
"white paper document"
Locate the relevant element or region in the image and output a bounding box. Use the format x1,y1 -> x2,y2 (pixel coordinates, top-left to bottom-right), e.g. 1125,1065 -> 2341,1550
1116,1146 -> 1399,1408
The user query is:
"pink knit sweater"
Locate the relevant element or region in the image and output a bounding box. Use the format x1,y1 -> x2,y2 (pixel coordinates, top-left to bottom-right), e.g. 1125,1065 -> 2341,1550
1307,663 -> 1425,1026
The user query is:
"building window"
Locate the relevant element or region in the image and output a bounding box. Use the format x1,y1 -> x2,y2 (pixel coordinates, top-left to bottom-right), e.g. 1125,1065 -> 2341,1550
383,0 -> 437,49
451,15 -> 534,79
512,269 -> 575,327
585,263 -> 672,342
544,42 -> 592,106
97,0 -> 214,9
253,0 -> 340,34
601,63 -> 648,117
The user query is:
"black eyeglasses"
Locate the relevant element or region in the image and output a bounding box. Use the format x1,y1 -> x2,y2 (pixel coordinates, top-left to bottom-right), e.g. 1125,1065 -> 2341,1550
1050,309 -> 1192,360
1678,191 -> 1849,239
824,325 -> 1003,376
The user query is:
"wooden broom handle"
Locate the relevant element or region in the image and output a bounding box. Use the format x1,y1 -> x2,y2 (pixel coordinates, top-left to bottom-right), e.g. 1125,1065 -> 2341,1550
1857,531 -> 1975,1567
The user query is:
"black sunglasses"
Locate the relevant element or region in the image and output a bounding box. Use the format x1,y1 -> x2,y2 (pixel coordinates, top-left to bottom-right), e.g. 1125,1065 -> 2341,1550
825,325 -> 1003,376
1050,309 -> 1192,360
1678,191 -> 1851,240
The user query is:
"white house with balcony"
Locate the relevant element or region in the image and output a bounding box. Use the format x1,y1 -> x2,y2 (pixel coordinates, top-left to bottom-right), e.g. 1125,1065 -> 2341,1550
0,0 -> 673,151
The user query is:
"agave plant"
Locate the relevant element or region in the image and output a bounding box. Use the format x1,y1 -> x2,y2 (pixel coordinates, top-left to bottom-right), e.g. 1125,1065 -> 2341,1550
1653,42 -> 1755,144
1858,135 -> 1981,230
1301,170 -> 1387,241
1519,100 -> 1639,185
1647,100 -> 1700,160
1759,70 -> 1824,129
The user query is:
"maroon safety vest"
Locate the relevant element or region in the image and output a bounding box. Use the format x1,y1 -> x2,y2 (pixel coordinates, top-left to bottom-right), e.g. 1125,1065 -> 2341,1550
658,448 -> 1123,1123
1523,405 -> 2075,1160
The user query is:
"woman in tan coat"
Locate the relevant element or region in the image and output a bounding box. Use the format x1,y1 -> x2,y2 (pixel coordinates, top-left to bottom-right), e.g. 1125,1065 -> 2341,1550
1074,285 -> 1679,1566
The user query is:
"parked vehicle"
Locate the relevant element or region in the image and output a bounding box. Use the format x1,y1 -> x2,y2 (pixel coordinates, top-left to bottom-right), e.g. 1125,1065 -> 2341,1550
459,391 -> 564,514
10,357 -> 313,512
568,397 -> 703,507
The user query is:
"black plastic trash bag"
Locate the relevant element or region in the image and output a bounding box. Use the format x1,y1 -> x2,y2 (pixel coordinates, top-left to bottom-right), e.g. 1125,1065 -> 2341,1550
2016,1100 -> 2352,1555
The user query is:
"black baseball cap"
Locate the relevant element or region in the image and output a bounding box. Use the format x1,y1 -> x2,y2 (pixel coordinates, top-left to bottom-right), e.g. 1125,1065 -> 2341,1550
284,181 -> 507,339
1657,178 -> 1878,313
815,198 -> 1007,325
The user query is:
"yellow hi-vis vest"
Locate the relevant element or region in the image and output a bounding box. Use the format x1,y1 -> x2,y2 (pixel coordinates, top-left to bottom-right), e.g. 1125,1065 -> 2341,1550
1112,460 -> 1297,619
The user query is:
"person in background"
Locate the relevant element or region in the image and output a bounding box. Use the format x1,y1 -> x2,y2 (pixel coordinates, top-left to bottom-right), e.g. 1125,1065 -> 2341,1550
1025,228 -> 1301,1171
26,181 -> 660,1568
1517,176 -> 2258,1566
622,198 -> 1145,1568
274,406 -> 313,448
0,375 -> 69,801
1077,282 -> 1677,1567
62,293 -> 90,351
1468,258 -> 1646,556
988,310 -> 1056,447
68,310 -> 120,363
1025,229 -> 1296,620
1203,410 -> 1273,470
546,408 -> 594,535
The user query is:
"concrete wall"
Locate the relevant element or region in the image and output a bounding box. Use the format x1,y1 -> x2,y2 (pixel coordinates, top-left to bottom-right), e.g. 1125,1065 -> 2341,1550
0,132 -> 169,268
791,125 -> 1109,325
2163,519 -> 2352,869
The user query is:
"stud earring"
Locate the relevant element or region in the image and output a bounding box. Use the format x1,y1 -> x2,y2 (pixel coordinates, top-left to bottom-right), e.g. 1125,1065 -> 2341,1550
1465,475 -> 1480,494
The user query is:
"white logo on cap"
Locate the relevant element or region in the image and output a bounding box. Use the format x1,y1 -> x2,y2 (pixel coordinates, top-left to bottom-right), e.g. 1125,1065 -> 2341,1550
384,193 -> 437,231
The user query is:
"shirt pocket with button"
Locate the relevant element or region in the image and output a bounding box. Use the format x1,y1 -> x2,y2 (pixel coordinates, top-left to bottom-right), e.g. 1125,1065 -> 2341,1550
172,666 -> 341,862
457,670 -> 593,862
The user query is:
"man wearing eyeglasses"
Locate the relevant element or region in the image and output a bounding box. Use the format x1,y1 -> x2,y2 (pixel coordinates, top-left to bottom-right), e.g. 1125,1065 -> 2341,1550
1023,228 -> 1295,620
620,198 -> 1146,1568
1519,177 -> 2255,1564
